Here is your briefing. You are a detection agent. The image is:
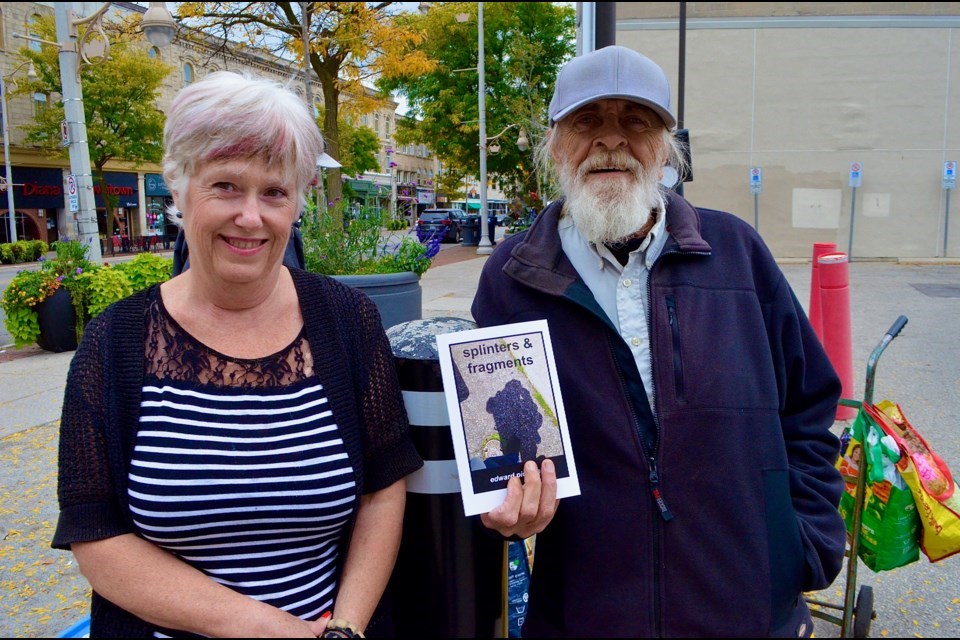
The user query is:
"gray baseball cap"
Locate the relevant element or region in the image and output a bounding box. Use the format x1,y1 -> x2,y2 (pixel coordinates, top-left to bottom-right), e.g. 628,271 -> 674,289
548,45 -> 676,129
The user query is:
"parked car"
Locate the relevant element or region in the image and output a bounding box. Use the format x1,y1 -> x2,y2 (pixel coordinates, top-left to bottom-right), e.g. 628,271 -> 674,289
417,209 -> 471,243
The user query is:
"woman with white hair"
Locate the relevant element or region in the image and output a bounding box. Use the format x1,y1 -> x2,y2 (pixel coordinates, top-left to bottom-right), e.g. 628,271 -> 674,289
52,71 -> 421,638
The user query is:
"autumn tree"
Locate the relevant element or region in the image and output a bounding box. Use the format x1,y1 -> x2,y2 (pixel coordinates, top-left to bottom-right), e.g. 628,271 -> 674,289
176,2 -> 434,213
378,2 -> 575,209
15,13 -> 171,235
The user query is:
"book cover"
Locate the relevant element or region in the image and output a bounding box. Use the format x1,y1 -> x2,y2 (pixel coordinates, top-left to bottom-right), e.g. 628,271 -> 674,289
435,320 -> 580,516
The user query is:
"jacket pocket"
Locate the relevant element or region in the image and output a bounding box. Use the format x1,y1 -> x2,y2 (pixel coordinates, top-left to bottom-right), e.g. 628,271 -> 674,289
763,468 -> 806,633
665,296 -> 685,403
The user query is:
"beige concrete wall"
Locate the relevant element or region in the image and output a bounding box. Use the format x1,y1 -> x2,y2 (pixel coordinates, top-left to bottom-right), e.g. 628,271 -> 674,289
618,15 -> 960,257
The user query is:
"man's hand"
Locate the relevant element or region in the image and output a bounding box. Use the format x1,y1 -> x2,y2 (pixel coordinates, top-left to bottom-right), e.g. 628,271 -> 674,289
480,459 -> 559,539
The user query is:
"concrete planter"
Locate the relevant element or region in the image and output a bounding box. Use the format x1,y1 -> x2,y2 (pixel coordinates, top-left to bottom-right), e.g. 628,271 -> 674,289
331,271 -> 422,331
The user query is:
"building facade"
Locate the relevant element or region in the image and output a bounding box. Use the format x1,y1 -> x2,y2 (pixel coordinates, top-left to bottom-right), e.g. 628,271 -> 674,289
617,2 -> 960,258
0,2 -> 437,247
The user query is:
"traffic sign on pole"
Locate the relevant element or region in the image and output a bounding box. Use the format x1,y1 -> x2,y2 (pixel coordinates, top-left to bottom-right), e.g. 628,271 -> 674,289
849,162 -> 862,188
66,174 -> 79,213
749,166 -> 762,195
943,161 -> 956,190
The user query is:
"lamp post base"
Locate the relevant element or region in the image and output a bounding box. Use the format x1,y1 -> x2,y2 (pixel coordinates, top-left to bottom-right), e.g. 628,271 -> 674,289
476,239 -> 493,255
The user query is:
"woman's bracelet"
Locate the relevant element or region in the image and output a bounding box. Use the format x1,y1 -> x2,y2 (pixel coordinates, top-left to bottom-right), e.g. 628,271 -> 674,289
321,618 -> 365,638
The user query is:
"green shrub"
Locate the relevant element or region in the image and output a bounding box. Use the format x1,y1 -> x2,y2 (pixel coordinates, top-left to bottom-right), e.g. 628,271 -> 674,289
115,252 -> 173,291
301,201 -> 440,276
80,267 -> 135,318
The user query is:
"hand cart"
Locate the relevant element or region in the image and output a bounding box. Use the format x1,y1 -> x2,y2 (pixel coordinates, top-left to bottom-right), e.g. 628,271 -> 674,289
805,315 -> 909,638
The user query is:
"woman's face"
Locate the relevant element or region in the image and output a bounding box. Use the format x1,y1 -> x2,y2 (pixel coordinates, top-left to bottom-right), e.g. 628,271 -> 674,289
174,156 -> 298,285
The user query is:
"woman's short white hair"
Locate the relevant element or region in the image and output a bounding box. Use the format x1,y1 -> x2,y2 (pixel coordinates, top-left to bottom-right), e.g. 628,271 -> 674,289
163,71 -> 324,221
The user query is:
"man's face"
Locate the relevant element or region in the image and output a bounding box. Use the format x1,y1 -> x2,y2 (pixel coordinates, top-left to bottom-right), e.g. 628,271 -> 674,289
550,99 -> 670,245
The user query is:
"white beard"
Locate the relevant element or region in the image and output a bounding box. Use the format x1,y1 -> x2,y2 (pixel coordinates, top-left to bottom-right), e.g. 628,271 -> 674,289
558,150 -> 665,245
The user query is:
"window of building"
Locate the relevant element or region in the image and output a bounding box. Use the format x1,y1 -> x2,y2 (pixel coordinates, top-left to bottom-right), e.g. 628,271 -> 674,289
148,46 -> 160,59
33,92 -> 47,116
183,61 -> 194,85
374,113 -> 380,136
28,13 -> 42,52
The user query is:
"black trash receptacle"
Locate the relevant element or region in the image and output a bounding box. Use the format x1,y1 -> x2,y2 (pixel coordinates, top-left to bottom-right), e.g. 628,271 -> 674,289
461,215 -> 480,246
386,318 -> 504,638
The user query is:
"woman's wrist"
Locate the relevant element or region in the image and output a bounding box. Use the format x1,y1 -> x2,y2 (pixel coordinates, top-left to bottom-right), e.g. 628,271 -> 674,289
320,618 -> 365,638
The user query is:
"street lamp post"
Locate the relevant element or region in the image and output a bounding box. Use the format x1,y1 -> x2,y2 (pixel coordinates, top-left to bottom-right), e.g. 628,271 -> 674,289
1,75 -> 15,244
476,3 -> 491,255
1,76 -> 20,244
48,2 -> 177,263
458,5 -> 530,254
0,62 -> 37,244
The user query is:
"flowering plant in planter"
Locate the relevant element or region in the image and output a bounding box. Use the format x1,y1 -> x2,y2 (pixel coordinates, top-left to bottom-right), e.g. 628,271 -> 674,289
300,201 -> 440,277
1,239 -> 173,349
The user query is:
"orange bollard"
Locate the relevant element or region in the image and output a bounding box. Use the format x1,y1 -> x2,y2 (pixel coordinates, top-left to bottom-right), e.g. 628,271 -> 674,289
818,252 -> 856,420
809,242 -> 837,344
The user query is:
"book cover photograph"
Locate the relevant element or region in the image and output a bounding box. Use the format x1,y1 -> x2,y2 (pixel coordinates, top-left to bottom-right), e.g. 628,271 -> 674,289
435,320 -> 580,516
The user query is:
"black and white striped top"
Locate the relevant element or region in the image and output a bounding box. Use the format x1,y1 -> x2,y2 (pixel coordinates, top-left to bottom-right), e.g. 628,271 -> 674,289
128,377 -> 356,637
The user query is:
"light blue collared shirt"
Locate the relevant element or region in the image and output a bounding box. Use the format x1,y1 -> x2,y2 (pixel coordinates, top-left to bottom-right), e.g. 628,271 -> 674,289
558,200 -> 668,409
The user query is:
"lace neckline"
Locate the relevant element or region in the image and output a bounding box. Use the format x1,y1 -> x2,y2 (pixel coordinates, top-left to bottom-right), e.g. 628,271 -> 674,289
145,286 -> 312,388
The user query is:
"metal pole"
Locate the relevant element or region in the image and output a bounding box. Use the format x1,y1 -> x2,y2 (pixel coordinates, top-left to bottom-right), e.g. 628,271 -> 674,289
595,2 -> 616,48
300,2 -> 312,108
944,189 -> 951,257
675,2 -> 687,197
754,193 -> 758,232
848,186 -> 857,259
477,2 -> 492,255
1,77 -> 17,243
56,3 -> 103,263
579,2 -> 596,55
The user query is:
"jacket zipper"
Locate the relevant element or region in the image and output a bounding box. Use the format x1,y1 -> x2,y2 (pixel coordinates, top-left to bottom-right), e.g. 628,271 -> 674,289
665,296 -> 686,403
607,336 -> 668,637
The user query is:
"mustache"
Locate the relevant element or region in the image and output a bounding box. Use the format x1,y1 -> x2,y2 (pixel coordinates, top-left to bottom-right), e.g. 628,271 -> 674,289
577,151 -> 644,178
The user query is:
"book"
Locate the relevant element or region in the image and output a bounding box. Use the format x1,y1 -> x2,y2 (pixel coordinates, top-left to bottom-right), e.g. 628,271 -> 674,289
435,319 -> 580,516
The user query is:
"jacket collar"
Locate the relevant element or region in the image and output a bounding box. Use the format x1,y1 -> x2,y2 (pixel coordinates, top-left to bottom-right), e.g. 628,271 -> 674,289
504,190 -> 711,294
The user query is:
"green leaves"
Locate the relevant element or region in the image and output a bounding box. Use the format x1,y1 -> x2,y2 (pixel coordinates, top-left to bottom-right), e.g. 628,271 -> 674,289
378,2 -> 575,205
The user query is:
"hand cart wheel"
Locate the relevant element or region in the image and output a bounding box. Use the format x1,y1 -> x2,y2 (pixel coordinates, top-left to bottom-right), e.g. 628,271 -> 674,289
853,585 -> 875,638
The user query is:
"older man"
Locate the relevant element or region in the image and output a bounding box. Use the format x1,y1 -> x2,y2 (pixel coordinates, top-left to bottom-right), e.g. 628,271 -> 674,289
471,45 -> 846,637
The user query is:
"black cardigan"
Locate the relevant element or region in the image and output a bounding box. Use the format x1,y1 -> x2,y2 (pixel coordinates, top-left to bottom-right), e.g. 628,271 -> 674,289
52,268 -> 423,637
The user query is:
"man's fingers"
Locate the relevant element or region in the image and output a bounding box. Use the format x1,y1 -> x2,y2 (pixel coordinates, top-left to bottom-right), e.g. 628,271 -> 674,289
538,458 -> 559,523
518,460 -> 543,520
481,475 -> 523,531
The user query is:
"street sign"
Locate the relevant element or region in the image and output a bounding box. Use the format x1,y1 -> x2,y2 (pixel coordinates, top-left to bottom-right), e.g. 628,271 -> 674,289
944,161 -> 957,190
66,174 -> 79,213
749,166 -> 762,195
60,120 -> 69,148
849,161 -> 862,188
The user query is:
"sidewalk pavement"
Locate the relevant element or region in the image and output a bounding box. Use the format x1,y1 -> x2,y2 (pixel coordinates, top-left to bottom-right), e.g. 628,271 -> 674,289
2,247 -> 960,638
